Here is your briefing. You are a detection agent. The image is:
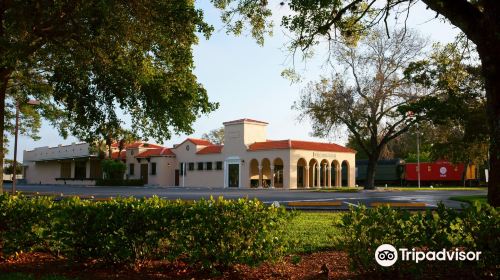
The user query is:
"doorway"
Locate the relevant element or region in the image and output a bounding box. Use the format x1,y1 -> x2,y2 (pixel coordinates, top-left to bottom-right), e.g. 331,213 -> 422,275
140,164 -> 148,184
228,164 -> 239,187
174,169 -> 179,186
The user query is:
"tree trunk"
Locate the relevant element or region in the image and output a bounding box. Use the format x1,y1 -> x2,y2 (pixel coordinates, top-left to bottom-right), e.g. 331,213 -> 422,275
479,47 -> 500,207
0,69 -> 10,194
365,151 -> 381,190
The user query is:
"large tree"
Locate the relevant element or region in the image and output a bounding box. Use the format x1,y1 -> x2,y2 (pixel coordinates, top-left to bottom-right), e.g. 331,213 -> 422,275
201,127 -> 225,145
0,1 -> 219,193
212,0 -> 500,206
294,28 -> 424,189
403,42 -> 489,165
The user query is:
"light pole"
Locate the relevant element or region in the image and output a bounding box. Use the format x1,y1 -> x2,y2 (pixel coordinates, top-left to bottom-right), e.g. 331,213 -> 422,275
12,99 -> 40,195
416,122 -> 421,189
407,111 -> 421,188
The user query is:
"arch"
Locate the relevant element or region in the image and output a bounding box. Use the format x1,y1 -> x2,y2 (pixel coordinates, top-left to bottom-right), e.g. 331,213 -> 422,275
261,158 -> 272,188
341,160 -> 350,187
273,158 -> 284,188
308,158 -> 319,188
249,159 -> 259,188
319,159 -> 330,187
331,160 -> 340,187
296,158 -> 307,188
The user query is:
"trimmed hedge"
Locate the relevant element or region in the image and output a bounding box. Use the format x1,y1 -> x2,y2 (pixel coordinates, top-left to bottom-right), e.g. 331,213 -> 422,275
337,202 -> 499,276
0,195 -> 291,269
95,179 -> 144,186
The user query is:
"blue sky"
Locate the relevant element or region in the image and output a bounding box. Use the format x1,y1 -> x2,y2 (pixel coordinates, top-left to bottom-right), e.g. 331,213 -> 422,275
9,1 -> 460,161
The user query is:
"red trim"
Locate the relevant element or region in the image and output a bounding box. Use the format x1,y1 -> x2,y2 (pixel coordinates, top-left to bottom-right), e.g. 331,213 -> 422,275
222,118 -> 268,125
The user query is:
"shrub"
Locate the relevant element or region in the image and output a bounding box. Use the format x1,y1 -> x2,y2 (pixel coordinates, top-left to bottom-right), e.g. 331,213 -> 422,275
0,195 -> 291,270
0,194 -> 54,255
95,179 -> 144,186
101,159 -> 126,179
339,202 -> 499,276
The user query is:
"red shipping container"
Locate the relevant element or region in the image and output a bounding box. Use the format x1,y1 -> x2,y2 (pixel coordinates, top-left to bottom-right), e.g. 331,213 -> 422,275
405,161 -> 465,181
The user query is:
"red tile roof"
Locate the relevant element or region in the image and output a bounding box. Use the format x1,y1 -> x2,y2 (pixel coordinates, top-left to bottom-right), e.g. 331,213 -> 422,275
127,142 -> 164,149
222,118 -> 268,125
111,151 -> 126,160
187,138 -> 213,146
248,140 -> 355,153
196,145 -> 223,154
175,138 -> 213,148
135,147 -> 175,158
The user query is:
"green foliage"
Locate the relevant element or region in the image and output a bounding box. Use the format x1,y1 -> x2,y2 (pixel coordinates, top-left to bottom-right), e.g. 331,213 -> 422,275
401,42 -> 488,164
201,127 -> 225,145
2,159 -> 22,175
0,195 -> 291,270
95,179 -> 144,186
100,159 -> 126,179
0,195 -> 55,255
1,0 -> 218,142
339,203 -> 499,276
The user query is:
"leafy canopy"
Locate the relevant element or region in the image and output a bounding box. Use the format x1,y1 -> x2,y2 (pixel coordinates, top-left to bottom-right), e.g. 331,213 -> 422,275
1,0 -> 218,143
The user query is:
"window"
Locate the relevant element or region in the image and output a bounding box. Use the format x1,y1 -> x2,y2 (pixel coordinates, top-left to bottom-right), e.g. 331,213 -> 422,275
206,162 -> 213,171
151,162 -> 157,175
198,162 -> 204,171
188,162 -> 194,171
216,161 -> 223,170
74,161 -> 87,179
129,163 -> 135,175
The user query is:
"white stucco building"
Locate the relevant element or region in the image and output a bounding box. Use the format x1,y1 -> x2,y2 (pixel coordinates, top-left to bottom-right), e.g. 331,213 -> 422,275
23,119 -> 356,188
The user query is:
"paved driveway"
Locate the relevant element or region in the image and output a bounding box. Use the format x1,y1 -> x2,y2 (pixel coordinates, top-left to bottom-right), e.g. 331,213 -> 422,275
8,183 -> 486,210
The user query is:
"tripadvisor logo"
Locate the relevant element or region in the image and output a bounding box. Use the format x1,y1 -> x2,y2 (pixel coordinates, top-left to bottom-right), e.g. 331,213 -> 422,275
374,244 -> 482,267
375,244 -> 398,267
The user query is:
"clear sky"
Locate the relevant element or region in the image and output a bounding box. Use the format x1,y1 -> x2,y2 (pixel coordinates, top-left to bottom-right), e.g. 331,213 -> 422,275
9,1 -> 460,161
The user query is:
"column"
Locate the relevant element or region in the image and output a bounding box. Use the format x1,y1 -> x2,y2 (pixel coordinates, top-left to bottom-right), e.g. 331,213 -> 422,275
312,164 -> 316,187
338,167 -> 342,187
304,166 -> 309,188
270,165 -> 275,188
316,165 -> 321,188
322,164 -> 327,188
258,165 -> 263,188
327,166 -> 331,188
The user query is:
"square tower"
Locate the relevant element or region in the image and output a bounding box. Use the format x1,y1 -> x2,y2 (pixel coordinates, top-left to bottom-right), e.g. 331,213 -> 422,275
223,119 -> 268,153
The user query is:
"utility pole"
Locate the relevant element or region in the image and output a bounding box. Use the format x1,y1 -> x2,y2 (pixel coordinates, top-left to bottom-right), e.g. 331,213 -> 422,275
417,122 -> 421,189
12,101 -> 19,195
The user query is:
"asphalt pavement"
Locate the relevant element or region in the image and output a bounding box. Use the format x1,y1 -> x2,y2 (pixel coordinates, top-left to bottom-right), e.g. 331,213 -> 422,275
6,183 -> 487,210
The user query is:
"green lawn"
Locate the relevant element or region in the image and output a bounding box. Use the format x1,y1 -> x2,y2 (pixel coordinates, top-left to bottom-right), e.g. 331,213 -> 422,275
449,195 -> 488,204
385,187 -> 486,191
284,212 -> 343,254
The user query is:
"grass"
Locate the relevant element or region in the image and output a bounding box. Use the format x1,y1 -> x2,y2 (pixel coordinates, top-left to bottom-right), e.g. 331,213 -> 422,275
449,195 -> 487,204
383,187 -> 486,191
0,273 -> 73,280
284,212 -> 343,254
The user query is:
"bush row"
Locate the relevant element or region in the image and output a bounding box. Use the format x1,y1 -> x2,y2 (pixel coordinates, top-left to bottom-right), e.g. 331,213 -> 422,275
0,195 -> 291,269
95,179 -> 144,186
337,202 -> 499,276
